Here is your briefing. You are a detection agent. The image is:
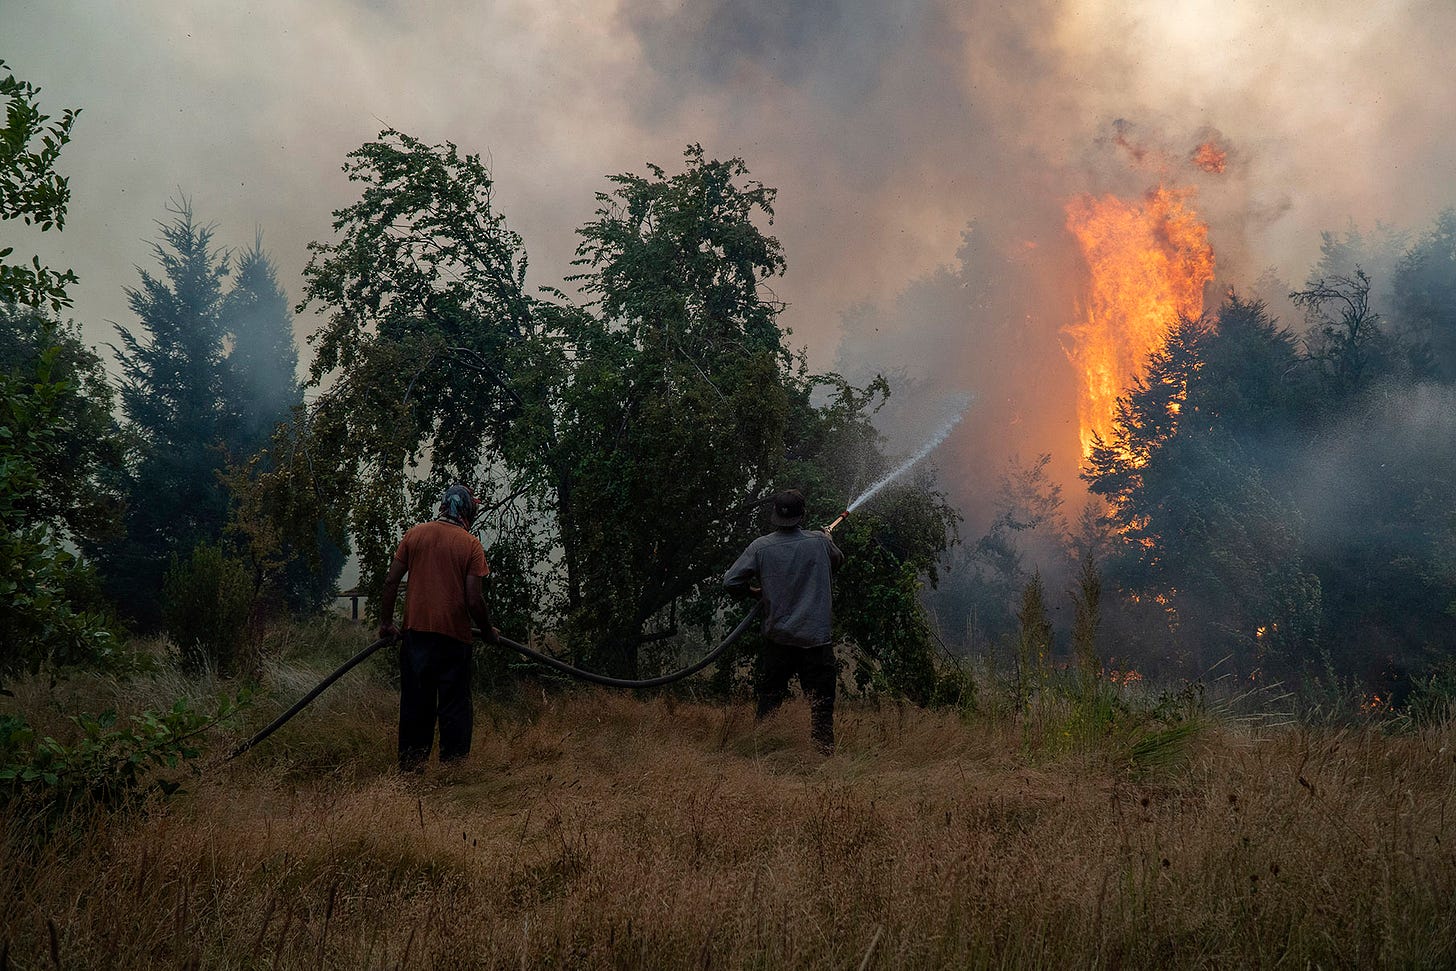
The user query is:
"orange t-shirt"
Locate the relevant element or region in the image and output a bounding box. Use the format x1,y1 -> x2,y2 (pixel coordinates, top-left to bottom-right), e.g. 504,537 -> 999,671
393,520 -> 490,643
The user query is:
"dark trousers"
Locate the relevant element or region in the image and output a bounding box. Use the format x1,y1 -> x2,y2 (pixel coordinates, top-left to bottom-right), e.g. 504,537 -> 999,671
756,642 -> 837,751
398,630 -> 473,770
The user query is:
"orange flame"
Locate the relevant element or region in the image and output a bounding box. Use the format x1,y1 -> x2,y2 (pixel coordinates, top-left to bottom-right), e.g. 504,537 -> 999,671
1191,141 -> 1227,174
1063,186 -> 1215,456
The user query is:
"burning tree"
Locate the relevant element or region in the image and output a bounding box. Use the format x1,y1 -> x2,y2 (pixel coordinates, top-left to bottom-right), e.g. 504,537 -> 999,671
1064,186 -> 1215,458
1083,296 -> 1323,676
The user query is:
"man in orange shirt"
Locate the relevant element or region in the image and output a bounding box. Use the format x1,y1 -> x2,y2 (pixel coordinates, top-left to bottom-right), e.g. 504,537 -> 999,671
379,484 -> 497,771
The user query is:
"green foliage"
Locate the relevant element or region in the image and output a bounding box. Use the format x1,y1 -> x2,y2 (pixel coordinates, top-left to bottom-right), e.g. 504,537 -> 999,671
0,305 -> 128,538
555,146 -> 800,673
162,541 -> 254,674
1084,299 -> 1323,677
0,59 -> 79,311
299,131 -> 959,688
1394,208 -> 1456,382
1124,718 -> 1202,776
221,412 -> 349,616
1405,659 -> 1456,727
1,320 -> 121,685
0,691 -> 245,825
831,468 -> 958,703
101,198 -> 236,627
101,200 -> 319,625
298,130 -> 541,618
1070,557 -> 1102,684
0,526 -> 118,685
0,70 -> 124,685
222,233 -> 300,454
1032,670 -> 1205,778
215,237 -> 341,612
1079,274 -> 1456,695
933,453 -> 1066,651
1014,571 -> 1052,711
927,660 -> 977,711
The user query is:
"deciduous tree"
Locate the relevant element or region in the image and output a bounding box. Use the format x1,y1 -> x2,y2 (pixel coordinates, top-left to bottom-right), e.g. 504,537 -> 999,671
0,63 -> 121,680
0,59 -> 78,312
299,131 -> 959,684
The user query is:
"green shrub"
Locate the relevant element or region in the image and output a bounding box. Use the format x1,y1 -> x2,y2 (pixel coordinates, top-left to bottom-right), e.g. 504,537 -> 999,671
928,663 -> 977,711
0,691 -> 246,834
1406,661 -> 1456,727
162,541 -> 253,673
0,524 -> 119,685
0,340 -> 122,686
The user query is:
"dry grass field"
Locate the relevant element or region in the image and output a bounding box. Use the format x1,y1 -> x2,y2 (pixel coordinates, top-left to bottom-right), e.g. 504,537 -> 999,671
4,631 -> 1456,969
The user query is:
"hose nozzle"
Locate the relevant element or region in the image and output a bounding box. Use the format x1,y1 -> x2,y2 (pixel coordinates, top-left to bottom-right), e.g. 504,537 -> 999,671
823,510 -> 850,534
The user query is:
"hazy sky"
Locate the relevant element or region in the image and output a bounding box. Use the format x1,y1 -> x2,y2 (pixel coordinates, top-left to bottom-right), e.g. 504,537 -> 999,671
8,0 -> 1456,479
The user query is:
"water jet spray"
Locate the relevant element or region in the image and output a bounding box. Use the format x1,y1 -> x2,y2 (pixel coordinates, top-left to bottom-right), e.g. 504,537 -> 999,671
823,392 -> 972,534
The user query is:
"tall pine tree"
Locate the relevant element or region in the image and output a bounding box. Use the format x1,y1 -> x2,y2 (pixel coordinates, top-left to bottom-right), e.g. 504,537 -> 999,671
220,233 -> 345,612
223,232 -> 299,456
103,198 -> 234,626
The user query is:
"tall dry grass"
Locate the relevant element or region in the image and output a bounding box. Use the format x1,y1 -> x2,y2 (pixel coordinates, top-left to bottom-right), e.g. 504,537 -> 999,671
4,654 -> 1455,969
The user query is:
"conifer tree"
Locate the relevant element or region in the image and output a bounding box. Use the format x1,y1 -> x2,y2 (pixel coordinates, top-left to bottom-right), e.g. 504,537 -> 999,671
219,234 -> 347,612
223,233 -> 299,456
103,198 -> 234,626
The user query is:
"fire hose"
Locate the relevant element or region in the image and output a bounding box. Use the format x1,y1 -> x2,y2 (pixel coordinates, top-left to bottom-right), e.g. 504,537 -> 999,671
225,602 -> 763,761
226,512 -> 853,762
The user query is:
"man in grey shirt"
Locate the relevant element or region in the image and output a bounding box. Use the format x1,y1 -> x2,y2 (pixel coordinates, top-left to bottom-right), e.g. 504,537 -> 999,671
724,489 -> 845,753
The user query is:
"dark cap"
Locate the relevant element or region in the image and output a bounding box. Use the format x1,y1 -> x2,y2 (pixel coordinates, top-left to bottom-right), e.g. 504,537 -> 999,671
769,489 -> 806,528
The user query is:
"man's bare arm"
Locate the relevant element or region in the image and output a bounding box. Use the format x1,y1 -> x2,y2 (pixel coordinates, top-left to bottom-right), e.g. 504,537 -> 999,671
378,558 -> 407,639
466,575 -> 499,644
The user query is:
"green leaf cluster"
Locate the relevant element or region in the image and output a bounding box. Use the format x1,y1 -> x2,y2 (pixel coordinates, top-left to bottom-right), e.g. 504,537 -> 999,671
0,691 -> 246,831
0,59 -> 79,311
0,317 -> 122,685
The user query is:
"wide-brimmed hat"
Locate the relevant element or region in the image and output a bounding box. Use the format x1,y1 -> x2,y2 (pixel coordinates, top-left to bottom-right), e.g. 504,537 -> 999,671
769,489 -> 806,528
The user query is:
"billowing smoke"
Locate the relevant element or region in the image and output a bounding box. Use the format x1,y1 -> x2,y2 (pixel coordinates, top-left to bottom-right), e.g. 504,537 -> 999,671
10,0 -> 1456,610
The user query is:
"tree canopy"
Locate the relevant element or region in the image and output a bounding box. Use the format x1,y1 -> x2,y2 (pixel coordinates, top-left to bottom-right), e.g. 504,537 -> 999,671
0,59 -> 79,312
297,131 -> 959,683
1081,283 -> 1454,689
94,199 -> 320,627
0,64 -> 121,682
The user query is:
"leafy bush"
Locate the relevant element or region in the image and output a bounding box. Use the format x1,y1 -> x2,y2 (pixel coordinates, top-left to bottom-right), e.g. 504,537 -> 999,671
162,541 -> 253,673
0,692 -> 246,828
0,524 -> 120,683
928,663 -> 977,711
1,338 -> 122,686
1406,661 -> 1456,727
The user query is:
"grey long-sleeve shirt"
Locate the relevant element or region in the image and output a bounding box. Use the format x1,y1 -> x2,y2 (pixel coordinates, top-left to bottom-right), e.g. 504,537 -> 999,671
723,527 -> 845,647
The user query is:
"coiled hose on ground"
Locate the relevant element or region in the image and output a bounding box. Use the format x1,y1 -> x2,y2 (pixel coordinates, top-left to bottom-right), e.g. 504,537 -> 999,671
225,602 -> 762,761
